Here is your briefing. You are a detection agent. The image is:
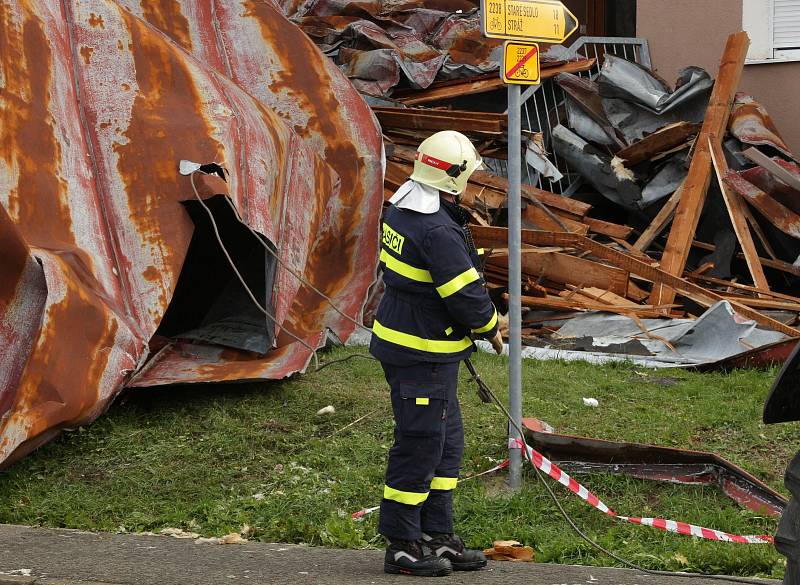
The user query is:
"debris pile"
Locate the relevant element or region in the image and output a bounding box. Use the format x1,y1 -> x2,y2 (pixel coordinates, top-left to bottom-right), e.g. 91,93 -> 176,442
280,1 -> 500,96
376,32 -> 800,367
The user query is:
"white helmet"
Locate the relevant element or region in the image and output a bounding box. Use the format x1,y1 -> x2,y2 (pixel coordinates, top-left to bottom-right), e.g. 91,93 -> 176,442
410,131 -> 483,196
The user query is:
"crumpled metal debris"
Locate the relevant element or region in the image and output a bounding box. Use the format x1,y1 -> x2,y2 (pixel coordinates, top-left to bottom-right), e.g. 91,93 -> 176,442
598,56 -> 714,116
552,125 -> 642,209
640,156 -> 688,206
556,73 -> 625,149
552,301 -> 787,366
729,93 -> 796,160
525,137 -> 563,183
282,1 -> 500,95
594,57 -> 712,144
0,0 -> 383,467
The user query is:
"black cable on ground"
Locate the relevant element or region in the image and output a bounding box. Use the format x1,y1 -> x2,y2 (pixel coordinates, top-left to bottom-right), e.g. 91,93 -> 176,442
480,380 -> 774,585
313,353 -> 378,373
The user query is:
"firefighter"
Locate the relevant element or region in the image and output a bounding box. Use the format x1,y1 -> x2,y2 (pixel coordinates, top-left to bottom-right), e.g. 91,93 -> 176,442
370,130 -> 504,577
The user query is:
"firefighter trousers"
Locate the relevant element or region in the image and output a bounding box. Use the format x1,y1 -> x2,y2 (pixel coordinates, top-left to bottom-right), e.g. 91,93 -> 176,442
378,360 -> 464,541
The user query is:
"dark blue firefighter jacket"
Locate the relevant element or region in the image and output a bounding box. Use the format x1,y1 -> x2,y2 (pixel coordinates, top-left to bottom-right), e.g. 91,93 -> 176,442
369,203 -> 499,366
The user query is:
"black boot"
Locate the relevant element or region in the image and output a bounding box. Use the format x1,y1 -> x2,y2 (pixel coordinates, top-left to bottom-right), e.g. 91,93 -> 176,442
422,532 -> 487,571
384,538 -> 453,577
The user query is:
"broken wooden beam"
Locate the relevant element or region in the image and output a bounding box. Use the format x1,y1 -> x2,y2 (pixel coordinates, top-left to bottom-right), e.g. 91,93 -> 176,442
507,293 -> 673,318
395,59 -> 596,106
564,286 -> 641,307
651,32 -> 750,306
468,169 -> 592,218
721,296 -> 800,312
472,225 -> 800,337
583,217 -> 633,239
617,122 -> 701,166
523,204 -> 585,234
488,250 -> 629,296
372,107 -> 506,134
708,138 -> 771,294
686,273 -> 800,303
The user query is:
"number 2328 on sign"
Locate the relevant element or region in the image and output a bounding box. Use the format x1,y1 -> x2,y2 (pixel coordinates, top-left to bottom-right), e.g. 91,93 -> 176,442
502,41 -> 540,85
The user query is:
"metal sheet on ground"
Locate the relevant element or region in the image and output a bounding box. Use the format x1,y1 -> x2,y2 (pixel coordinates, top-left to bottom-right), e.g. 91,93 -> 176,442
0,0 -> 383,467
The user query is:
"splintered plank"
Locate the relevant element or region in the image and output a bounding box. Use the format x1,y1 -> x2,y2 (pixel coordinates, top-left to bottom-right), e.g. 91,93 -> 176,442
650,32 -> 750,306
617,122 -> 701,166
486,252 -> 629,297
708,139 -> 771,294
686,273 -> 800,301
721,296 -> 800,311
743,147 -> 800,192
372,107 -> 506,134
468,169 -> 592,218
523,204 -> 588,234
472,225 -> 800,337
577,287 -> 641,307
395,59 -> 596,106
511,294 -> 673,317
582,217 -> 634,239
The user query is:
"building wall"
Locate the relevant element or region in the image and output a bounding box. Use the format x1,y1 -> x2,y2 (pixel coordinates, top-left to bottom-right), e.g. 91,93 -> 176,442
636,0 -> 800,155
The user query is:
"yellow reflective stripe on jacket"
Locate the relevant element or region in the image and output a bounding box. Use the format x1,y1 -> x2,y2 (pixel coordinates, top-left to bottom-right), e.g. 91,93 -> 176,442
373,320 -> 473,354
380,249 -> 433,283
384,485 -> 429,505
472,308 -> 498,334
430,477 -> 458,491
436,267 -> 480,298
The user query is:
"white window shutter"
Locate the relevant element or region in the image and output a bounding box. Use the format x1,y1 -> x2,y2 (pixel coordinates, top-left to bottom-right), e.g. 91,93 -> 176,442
774,0 -> 800,49
743,0 -> 774,61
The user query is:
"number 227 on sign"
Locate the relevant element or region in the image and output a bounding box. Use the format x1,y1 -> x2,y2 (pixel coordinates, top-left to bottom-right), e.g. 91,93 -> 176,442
502,42 -> 540,85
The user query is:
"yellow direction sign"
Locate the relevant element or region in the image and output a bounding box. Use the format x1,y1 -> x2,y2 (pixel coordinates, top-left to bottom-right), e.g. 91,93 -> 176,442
502,42 -> 540,85
482,0 -> 579,43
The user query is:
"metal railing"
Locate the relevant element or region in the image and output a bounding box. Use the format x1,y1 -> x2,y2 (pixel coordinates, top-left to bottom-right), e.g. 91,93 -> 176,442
486,36 -> 652,195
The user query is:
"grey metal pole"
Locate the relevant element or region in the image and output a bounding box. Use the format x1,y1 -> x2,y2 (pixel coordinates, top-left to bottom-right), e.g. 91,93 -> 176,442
507,83 -> 523,490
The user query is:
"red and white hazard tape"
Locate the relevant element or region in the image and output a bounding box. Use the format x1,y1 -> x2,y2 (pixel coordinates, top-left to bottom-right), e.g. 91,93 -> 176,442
351,459 -> 509,520
510,438 -> 773,545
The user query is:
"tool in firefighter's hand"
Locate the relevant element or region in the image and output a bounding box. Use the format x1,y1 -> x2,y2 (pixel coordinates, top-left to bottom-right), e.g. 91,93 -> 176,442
489,330 -> 504,355
464,358 -> 493,404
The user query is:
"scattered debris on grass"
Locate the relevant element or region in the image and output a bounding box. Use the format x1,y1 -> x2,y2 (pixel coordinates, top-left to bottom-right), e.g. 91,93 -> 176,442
484,540 -> 535,562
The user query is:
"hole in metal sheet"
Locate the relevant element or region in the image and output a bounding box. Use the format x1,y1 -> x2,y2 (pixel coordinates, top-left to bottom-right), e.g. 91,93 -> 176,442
155,194 -> 278,355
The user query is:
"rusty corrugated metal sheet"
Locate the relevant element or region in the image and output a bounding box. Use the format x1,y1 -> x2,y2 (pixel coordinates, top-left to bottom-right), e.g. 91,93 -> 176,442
724,169 -> 800,240
522,421 -> 787,517
729,93 -> 796,160
0,0 -> 383,466
283,0 -> 500,95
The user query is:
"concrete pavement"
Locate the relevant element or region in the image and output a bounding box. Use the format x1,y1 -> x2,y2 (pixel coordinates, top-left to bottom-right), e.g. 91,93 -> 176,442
0,524 -> 778,585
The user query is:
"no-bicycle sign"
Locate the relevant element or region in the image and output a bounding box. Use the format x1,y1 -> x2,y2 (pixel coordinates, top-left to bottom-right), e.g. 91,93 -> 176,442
502,41 -> 540,85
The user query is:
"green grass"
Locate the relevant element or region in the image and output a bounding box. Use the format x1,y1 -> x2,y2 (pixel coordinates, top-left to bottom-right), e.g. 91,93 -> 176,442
1,347 -> 797,578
